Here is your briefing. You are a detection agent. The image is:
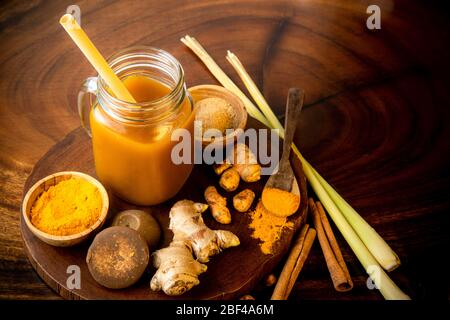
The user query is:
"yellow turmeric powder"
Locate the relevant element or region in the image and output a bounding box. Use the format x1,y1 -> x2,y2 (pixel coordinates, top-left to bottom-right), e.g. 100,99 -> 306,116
262,187 -> 300,217
249,201 -> 293,255
30,177 -> 102,236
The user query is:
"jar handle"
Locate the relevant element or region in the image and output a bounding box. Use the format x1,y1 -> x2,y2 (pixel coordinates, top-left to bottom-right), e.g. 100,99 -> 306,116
77,77 -> 98,137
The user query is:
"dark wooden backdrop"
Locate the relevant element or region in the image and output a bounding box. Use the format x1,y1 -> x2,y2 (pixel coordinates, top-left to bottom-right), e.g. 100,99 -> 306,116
0,0 -> 449,300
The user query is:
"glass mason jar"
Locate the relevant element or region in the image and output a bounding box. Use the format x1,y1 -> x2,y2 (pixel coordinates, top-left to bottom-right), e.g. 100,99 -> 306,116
78,47 -> 194,206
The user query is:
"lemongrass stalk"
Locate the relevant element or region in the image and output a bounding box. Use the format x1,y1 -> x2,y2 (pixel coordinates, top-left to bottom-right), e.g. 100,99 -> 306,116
181,37 -> 409,299
309,164 -> 400,271
300,152 -> 409,299
226,51 -> 283,132
226,51 -> 400,272
180,36 -> 269,127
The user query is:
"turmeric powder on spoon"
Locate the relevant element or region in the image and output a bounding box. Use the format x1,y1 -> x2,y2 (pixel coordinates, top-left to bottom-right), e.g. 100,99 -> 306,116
261,88 -> 303,217
262,187 -> 300,217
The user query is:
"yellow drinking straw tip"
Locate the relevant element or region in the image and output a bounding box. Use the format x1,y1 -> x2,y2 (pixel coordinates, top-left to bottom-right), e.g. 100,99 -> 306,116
60,13 -> 80,30
59,13 -> 136,103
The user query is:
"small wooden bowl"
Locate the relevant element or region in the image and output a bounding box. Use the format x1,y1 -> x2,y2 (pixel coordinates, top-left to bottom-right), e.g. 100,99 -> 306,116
22,171 -> 109,247
189,84 -> 248,147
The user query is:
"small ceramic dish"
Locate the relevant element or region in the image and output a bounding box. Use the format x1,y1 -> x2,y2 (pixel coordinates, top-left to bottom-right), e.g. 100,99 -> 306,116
189,84 -> 248,147
22,171 -> 109,247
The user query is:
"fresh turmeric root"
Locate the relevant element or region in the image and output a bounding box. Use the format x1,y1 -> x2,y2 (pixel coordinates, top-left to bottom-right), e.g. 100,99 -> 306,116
150,200 -> 239,296
233,189 -> 255,212
219,168 -> 240,192
204,186 -> 231,224
213,161 -> 232,175
232,143 -> 261,182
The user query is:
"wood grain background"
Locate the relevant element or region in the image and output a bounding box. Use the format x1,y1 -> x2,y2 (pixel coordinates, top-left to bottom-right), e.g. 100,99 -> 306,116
0,0 -> 449,300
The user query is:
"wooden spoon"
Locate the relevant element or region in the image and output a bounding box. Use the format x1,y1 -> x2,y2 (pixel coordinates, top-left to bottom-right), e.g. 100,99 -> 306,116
262,88 -> 304,216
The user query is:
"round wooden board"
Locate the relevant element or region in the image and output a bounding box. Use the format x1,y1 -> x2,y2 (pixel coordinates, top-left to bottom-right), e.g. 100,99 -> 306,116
21,117 -> 307,300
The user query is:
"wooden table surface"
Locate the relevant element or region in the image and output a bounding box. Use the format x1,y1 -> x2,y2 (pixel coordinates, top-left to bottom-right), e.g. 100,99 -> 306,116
1,0 -> 449,300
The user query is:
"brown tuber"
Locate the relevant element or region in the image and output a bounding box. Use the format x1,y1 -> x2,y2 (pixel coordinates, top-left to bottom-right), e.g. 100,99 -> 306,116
232,143 -> 261,182
204,186 -> 231,224
233,189 -> 255,212
214,161 -> 232,175
219,168 -> 240,192
86,226 -> 149,289
112,209 -> 161,252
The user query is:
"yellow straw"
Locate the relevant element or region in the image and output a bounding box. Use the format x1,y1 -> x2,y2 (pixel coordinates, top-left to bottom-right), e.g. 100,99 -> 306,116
59,14 -> 136,103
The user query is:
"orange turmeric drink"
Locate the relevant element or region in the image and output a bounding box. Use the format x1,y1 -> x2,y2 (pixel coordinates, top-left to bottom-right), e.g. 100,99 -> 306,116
79,48 -> 194,205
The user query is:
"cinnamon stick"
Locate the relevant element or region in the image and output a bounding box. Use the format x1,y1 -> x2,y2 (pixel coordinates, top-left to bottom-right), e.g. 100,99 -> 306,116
271,224 -> 309,300
271,224 -> 316,300
316,201 -> 353,289
309,198 -> 353,292
285,228 -> 316,297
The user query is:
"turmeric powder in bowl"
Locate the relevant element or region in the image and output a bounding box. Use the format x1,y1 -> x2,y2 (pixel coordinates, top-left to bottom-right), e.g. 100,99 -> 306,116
195,97 -> 236,135
190,85 -> 248,147
30,177 -> 102,236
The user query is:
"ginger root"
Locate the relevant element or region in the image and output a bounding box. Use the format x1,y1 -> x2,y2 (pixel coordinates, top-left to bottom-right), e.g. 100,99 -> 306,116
204,186 -> 231,224
233,189 -> 255,212
232,143 -> 261,182
150,240 -> 207,295
150,200 -> 239,296
219,168 -> 240,192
